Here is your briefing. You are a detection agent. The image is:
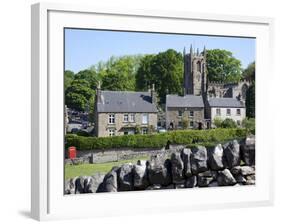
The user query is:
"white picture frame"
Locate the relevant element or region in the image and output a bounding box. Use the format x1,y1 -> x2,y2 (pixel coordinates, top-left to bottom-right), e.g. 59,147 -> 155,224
31,2 -> 274,221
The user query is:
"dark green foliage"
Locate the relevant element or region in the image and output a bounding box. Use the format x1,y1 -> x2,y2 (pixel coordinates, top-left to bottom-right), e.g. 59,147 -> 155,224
221,118 -> 237,128
64,70 -> 75,90
75,69 -> 101,89
65,128 -> 247,151
206,49 -> 242,83
135,49 -> 183,103
65,79 -> 94,111
242,118 -> 255,134
242,62 -> 255,82
246,84 -> 255,118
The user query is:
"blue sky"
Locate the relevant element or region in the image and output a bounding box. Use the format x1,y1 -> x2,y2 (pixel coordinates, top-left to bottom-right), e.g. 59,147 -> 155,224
65,28 -> 255,73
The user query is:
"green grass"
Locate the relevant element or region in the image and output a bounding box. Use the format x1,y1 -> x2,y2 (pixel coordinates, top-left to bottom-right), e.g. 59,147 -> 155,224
65,155 -> 149,180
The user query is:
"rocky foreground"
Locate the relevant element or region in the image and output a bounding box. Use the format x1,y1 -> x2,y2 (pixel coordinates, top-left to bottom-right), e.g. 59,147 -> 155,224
65,135 -> 255,194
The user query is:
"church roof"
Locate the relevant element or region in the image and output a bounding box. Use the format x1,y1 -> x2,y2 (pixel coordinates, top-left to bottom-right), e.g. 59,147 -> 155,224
207,97 -> 245,108
97,91 -> 158,113
166,95 -> 204,108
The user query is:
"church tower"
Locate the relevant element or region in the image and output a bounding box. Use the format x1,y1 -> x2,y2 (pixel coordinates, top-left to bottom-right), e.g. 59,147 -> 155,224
183,45 -> 207,96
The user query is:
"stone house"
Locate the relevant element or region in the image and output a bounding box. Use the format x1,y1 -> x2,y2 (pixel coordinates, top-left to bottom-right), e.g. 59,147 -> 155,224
166,95 -> 205,130
206,97 -> 246,127
94,86 -> 158,137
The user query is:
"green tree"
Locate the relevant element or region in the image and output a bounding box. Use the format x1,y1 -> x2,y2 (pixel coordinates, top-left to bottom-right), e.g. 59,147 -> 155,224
206,49 -> 242,83
64,70 -> 74,90
101,55 -> 143,91
65,79 -> 94,111
242,62 -> 255,82
246,84 -> 255,118
136,49 -> 183,103
75,69 -> 101,89
242,118 -> 255,134
213,117 -> 223,128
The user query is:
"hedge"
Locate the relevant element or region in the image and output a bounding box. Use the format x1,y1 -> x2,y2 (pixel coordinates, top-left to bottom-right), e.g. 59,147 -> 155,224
65,128 -> 247,151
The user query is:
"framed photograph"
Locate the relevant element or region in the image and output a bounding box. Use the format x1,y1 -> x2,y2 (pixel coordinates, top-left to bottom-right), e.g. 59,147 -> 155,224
31,2 -> 274,221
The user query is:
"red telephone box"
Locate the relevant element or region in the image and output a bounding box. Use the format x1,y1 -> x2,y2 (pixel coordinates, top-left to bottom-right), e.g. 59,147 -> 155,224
68,146 -> 77,159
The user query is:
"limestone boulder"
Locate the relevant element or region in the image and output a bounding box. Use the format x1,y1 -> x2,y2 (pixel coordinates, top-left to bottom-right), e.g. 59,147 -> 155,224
118,163 -> 134,191
217,169 -> 237,186
240,135 -> 255,166
190,146 -> 208,174
171,152 -> 185,184
185,176 -> 197,188
98,167 -> 119,192
197,171 -> 217,187
181,148 -> 192,177
208,144 -> 224,170
231,166 -> 255,176
133,160 -> 149,190
64,178 -> 76,194
147,154 -> 172,186
84,173 -> 105,193
223,140 -> 241,168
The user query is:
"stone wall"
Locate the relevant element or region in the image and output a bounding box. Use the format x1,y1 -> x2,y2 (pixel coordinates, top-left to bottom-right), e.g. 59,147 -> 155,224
65,135 -> 255,194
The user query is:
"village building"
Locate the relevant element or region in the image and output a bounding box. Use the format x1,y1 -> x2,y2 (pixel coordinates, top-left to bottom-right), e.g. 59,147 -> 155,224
166,95 -> 204,130
166,45 -> 246,129
94,84 -> 158,137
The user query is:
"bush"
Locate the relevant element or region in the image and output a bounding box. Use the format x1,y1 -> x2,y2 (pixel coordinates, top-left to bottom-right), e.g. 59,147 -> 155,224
242,118 -> 255,134
221,118 -> 237,128
65,128 -> 247,151
213,117 -> 223,128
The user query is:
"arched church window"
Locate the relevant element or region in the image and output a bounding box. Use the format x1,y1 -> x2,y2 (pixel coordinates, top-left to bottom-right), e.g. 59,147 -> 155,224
197,61 -> 201,72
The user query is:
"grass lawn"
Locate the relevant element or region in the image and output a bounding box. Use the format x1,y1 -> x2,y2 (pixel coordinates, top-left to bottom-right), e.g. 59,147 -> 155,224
65,155 -> 149,180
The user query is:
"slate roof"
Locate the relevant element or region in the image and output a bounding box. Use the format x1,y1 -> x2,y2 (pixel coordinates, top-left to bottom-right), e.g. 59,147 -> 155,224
166,95 -> 204,108
97,91 -> 158,113
207,97 -> 245,108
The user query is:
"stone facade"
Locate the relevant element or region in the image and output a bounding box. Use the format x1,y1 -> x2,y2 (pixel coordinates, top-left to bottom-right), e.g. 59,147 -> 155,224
166,107 -> 204,130
96,112 -> 157,137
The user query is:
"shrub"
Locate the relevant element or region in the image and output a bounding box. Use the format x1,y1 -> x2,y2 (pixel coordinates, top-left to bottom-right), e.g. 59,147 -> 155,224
65,128 -> 247,151
213,117 -> 223,128
242,117 -> 255,134
221,118 -> 237,128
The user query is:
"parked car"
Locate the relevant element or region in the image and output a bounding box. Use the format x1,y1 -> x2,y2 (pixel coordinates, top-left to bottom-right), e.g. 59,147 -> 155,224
157,126 -> 167,133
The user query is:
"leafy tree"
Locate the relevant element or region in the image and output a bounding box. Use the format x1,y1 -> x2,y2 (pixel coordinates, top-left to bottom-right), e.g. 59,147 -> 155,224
136,49 -> 183,103
221,118 -> 237,128
206,49 -> 242,83
64,70 -> 74,90
213,117 -> 223,128
242,62 -> 255,82
75,69 -> 101,89
101,55 -> 143,91
65,79 -> 94,111
242,118 -> 255,134
246,84 -> 255,118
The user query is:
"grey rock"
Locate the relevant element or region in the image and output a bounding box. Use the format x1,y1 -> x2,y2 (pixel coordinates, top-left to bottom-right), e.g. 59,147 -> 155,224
64,178 -> 76,194
133,161 -> 149,190
174,184 -> 185,189
240,135 -> 255,166
181,148 -> 192,177
233,174 -> 247,184
118,163 -> 134,191
208,144 -> 224,170
99,167 -> 119,192
217,169 -> 237,186
85,173 -> 105,193
223,140 -> 241,168
190,146 -> 208,174
146,184 -> 162,190
197,171 -> 216,187
75,176 -> 87,193
171,152 -> 185,184
208,181 -> 219,187
231,166 -> 255,176
185,176 -> 197,188
72,158 -> 84,165
245,174 -> 255,185
147,154 -> 172,186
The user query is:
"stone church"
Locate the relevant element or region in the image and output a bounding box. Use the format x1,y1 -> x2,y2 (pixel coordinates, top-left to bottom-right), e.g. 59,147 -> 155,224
166,45 -> 249,130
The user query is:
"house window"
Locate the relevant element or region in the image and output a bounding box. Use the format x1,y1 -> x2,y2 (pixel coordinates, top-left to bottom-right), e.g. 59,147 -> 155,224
108,129 -> 115,136
189,121 -> 194,128
178,110 -> 183,117
108,114 -> 115,124
142,114 -> 148,124
236,109 -> 241,115
189,111 -> 194,117
227,109 -> 231,116
129,114 -> 135,122
142,128 -> 148,135
124,114 -> 129,122
178,121 -> 182,128
216,108 -> 221,116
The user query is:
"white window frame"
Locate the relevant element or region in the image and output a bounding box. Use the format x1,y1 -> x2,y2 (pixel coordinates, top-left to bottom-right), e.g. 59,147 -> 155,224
189,110 -> 194,117
178,110 -> 183,117
129,113 -> 135,122
237,108 -> 241,115
226,108 -> 231,116
123,114 -> 129,122
216,108 -> 221,116
142,113 -> 148,124
108,128 -> 115,136
189,121 -> 194,128
108,114 -> 115,124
